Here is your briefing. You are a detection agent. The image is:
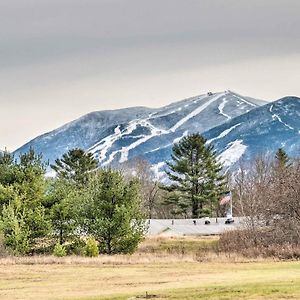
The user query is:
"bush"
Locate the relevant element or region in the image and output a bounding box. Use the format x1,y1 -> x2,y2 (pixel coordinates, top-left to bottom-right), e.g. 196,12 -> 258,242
219,229 -> 300,259
0,233 -> 9,257
66,238 -> 86,256
53,243 -> 67,257
84,238 -> 99,257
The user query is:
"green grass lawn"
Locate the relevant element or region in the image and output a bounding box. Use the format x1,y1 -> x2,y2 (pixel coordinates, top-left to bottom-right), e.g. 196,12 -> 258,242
0,258 -> 299,300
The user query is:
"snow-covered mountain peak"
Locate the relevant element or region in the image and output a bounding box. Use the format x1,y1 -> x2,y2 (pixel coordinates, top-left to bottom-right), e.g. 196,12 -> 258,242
14,91 -> 268,177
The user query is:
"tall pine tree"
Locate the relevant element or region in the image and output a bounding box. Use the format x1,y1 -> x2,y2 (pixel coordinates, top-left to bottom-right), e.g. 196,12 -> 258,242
78,169 -> 145,254
162,134 -> 226,218
51,148 -> 98,186
0,148 -> 51,254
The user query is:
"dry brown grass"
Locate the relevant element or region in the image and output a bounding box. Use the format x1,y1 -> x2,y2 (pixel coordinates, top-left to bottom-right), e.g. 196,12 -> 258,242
0,236 -> 270,266
0,253 -> 194,265
0,252 -> 269,266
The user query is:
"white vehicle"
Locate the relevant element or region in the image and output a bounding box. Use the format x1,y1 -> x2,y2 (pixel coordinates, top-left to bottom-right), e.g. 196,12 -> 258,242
204,217 -> 211,225
225,214 -> 234,224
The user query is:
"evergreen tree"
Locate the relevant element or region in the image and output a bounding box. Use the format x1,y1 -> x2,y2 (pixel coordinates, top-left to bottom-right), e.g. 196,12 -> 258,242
51,148 -> 97,186
78,169 -> 145,254
46,178 -> 77,245
0,150 -> 15,185
275,148 -> 290,168
162,133 -> 226,218
17,148 -> 46,204
0,151 -> 19,210
0,148 -> 51,254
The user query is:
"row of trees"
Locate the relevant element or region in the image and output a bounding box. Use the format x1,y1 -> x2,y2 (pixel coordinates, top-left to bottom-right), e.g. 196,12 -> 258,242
0,149 -> 145,255
4,132 -> 294,257
0,133 -> 229,255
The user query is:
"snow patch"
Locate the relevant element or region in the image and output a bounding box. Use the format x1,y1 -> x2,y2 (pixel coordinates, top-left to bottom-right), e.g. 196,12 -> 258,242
272,114 -> 294,130
218,98 -> 231,120
151,162 -> 166,181
88,122 -> 138,162
218,140 -> 247,167
233,94 -> 256,107
114,125 -> 121,134
119,120 -> 167,163
206,123 -> 241,144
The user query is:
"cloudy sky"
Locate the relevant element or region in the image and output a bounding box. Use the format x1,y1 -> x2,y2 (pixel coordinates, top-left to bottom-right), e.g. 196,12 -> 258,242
1,0 -> 299,151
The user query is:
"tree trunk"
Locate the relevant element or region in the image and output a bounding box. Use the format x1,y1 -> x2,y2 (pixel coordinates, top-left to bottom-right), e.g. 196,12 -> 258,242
59,219 -> 63,245
192,194 -> 198,218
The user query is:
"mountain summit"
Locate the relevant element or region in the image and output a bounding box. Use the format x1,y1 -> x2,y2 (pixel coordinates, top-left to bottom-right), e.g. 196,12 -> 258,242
14,91 -> 265,175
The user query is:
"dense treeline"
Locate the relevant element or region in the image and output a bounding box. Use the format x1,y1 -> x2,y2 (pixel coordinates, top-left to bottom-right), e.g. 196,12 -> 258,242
0,149 -> 145,256
0,133 -> 228,256
1,132 -> 299,259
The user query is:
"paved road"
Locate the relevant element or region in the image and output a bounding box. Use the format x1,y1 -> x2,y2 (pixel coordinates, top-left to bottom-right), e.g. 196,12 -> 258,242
147,217 -> 246,236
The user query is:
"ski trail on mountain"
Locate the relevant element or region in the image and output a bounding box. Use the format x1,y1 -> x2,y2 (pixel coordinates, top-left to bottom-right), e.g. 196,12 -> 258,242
98,94 -> 226,164
119,120 -> 167,163
206,123 -> 241,144
218,98 -> 231,120
233,94 -> 257,107
218,140 -> 247,167
270,105 -> 294,130
119,94 -> 225,162
86,91 -> 261,166
168,93 -> 225,132
146,130 -> 189,154
89,122 -> 138,162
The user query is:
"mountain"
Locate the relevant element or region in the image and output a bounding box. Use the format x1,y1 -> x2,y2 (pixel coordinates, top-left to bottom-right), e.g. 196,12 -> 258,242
15,106 -> 155,165
14,91 -> 265,175
202,96 -> 300,169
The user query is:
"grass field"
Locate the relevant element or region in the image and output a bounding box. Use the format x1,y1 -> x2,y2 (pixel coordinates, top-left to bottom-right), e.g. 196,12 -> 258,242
0,237 -> 300,300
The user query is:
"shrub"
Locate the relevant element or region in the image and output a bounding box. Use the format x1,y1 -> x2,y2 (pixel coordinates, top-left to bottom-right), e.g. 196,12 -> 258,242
53,243 -> 67,257
67,238 -> 86,256
84,238 -> 99,257
0,233 -> 9,257
219,229 -> 300,259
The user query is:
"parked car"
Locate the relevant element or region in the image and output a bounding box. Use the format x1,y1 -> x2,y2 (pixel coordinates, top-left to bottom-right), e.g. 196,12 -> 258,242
204,217 -> 211,225
225,214 -> 234,224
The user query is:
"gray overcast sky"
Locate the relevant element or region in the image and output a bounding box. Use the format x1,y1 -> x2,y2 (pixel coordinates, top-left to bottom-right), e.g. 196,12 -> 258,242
1,0 -> 300,151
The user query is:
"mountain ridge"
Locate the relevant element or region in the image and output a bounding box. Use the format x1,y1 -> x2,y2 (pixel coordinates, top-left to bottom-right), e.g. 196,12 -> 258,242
13,90 -> 276,176
202,96 -> 300,169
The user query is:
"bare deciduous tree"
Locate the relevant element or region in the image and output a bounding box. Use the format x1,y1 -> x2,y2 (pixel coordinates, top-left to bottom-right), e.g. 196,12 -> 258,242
119,157 -> 162,218
223,153 -> 300,255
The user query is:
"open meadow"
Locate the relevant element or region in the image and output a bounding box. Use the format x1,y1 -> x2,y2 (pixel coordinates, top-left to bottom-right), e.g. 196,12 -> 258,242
0,237 -> 300,300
